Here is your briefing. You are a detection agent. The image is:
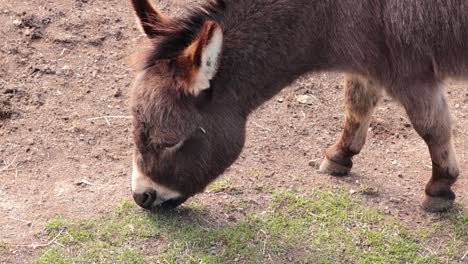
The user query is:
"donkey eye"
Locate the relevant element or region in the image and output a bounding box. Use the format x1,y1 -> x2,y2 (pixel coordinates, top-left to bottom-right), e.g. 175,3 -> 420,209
156,143 -> 177,150
156,140 -> 184,151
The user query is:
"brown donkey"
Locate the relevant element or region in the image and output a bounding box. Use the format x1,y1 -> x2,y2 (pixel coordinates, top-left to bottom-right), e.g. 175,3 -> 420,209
129,0 -> 467,211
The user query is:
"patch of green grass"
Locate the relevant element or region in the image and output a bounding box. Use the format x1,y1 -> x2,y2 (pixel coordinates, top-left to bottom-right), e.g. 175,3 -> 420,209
443,204 -> 468,239
208,178 -> 232,193
35,189 -> 467,263
36,201 -> 157,264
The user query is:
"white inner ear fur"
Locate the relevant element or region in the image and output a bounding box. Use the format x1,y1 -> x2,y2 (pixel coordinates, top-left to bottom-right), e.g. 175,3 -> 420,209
190,27 -> 223,96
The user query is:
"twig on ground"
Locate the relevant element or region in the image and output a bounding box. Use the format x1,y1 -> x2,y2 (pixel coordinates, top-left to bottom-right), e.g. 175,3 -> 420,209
261,229 -> 268,256
462,251 -> 468,260
87,116 -> 131,121
0,156 -> 17,173
10,229 -> 64,248
8,217 -> 31,225
52,240 -> 65,248
59,48 -> 69,56
252,122 -> 271,132
87,116 -> 131,126
76,179 -> 93,186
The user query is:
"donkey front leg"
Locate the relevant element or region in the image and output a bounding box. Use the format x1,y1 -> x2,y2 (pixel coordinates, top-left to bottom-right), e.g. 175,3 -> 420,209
399,83 -> 459,212
319,74 -> 382,176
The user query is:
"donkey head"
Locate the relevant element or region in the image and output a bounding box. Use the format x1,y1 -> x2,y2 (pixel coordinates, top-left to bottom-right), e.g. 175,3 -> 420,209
130,0 -> 245,210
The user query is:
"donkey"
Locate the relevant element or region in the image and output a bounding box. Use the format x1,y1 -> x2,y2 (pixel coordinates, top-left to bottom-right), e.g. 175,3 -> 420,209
129,0 -> 467,212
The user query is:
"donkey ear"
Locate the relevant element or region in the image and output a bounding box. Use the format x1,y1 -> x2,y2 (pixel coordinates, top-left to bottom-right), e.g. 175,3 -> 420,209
179,21 -> 223,96
130,0 -> 169,37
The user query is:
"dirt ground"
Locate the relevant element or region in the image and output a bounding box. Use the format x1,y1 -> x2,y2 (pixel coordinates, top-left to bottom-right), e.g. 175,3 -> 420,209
0,0 -> 466,260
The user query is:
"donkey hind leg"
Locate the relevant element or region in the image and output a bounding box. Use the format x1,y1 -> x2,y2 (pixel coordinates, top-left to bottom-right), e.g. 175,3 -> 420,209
319,74 -> 382,176
399,83 -> 459,212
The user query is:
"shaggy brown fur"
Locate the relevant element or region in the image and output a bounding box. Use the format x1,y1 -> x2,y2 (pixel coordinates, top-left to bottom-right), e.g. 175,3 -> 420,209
130,0 -> 467,211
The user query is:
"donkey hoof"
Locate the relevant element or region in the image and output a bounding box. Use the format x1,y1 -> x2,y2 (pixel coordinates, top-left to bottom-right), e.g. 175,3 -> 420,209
422,196 -> 454,212
318,158 -> 351,176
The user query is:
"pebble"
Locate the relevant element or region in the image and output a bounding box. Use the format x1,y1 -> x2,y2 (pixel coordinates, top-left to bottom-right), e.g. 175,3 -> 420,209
61,65 -> 72,76
296,95 -> 315,105
13,19 -> 22,27
114,88 -> 122,98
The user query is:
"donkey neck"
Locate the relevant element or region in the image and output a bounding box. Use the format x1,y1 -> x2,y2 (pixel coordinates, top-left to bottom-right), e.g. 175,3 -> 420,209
213,0 -> 338,114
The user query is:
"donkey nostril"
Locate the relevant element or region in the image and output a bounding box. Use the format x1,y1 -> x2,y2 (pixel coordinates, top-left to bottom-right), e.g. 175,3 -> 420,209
142,192 -> 153,206
133,191 -> 157,209
141,192 -> 156,208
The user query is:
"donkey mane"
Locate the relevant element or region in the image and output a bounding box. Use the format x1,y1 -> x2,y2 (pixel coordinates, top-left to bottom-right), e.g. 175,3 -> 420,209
138,0 -> 226,70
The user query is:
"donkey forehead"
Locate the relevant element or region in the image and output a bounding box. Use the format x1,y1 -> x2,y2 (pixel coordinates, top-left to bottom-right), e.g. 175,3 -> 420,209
134,97 -> 199,137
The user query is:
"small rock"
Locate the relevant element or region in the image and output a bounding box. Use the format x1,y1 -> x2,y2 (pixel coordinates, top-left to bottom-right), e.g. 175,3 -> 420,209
13,19 -> 22,27
4,88 -> 17,94
27,138 -> 34,145
296,95 -> 315,105
61,65 -> 72,76
277,97 -> 284,103
75,179 -> 93,187
114,88 -> 122,98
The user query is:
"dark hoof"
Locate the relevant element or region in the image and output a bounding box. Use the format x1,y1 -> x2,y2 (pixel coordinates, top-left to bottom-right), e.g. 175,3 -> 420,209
422,196 -> 454,212
318,157 -> 351,176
